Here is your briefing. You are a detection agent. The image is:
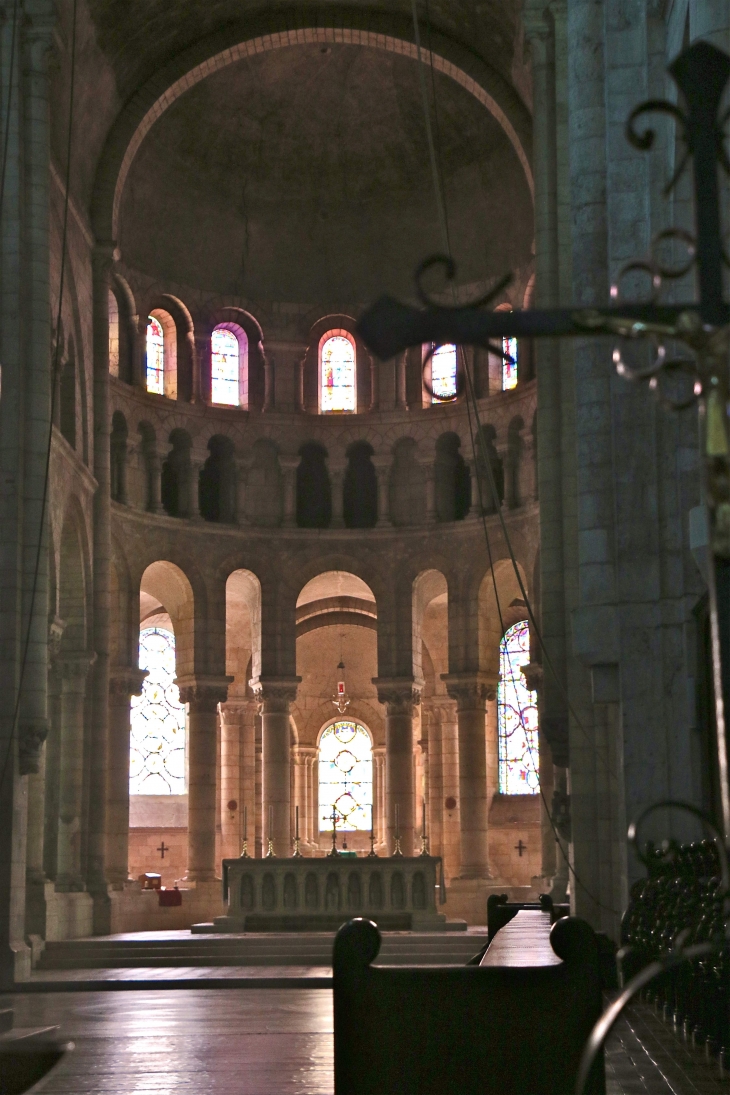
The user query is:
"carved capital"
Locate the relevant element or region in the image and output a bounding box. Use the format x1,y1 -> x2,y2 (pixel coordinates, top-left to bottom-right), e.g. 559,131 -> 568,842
59,652 -> 96,684
18,718 -> 49,776
109,667 -> 148,700
441,673 -> 495,710
175,674 -> 233,709
373,677 -> 422,716
219,699 -> 258,723
522,661 -> 544,693
48,615 -> 66,663
251,676 -> 300,714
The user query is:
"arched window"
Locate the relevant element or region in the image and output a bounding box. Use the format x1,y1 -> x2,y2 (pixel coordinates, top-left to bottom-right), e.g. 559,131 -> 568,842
318,720 -> 373,830
108,290 -> 119,378
211,328 -> 240,406
428,343 -> 458,402
130,627 -> 186,795
497,620 -> 539,794
146,316 -> 165,394
502,336 -> 518,390
320,333 -> 356,413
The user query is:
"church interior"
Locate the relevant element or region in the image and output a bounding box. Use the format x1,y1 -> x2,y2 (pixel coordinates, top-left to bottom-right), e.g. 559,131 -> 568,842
1,0 -> 729,1092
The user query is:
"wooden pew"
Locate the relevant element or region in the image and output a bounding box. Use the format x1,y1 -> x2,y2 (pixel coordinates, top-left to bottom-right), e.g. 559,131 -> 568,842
333,911 -> 605,1095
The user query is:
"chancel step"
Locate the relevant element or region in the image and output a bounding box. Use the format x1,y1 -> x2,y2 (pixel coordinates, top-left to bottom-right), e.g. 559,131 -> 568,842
36,930 -> 487,970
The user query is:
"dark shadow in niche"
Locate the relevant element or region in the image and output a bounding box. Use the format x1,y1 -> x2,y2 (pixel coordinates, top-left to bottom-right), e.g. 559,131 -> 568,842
344,441 -> 377,528
161,428 -> 192,518
199,434 -> 236,523
296,442 -> 331,528
138,421 -> 157,512
435,433 -> 470,522
110,411 -> 128,503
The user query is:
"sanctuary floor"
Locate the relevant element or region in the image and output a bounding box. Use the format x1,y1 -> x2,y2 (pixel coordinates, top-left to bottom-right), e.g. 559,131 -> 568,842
4,990 -> 729,1095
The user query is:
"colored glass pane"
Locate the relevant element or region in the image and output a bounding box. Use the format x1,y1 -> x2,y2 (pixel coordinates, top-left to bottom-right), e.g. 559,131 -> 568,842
211,328 -> 240,406
498,620 -> 539,794
108,290 -> 119,378
502,336 -> 518,390
130,627 -> 186,795
320,335 -> 356,413
318,720 -> 372,831
146,316 -> 164,394
430,343 -> 458,402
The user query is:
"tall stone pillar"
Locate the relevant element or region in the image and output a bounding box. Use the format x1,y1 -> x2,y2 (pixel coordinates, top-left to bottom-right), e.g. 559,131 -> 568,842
420,458 -> 437,523
176,677 -> 231,881
257,679 -> 299,857
280,456 -> 300,528
106,668 -> 146,886
372,746 -> 386,850
374,680 -> 421,856
422,705 -> 443,858
235,459 -> 248,526
436,699 -> 461,880
293,746 -> 316,851
56,656 -> 93,890
219,701 -> 257,861
189,461 -> 204,522
373,457 -> 391,527
443,675 -> 492,878
330,464 -> 345,528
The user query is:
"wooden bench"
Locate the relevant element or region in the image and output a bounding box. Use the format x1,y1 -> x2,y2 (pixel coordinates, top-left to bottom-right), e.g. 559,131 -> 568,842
333,911 -> 605,1095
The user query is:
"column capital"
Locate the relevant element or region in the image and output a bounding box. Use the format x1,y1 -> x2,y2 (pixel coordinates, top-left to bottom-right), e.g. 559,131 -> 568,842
18,717 -> 49,776
252,676 -> 300,712
522,661 -> 543,692
175,674 -> 233,708
441,673 -> 496,709
293,745 -> 317,761
219,698 -> 258,721
59,652 -> 96,683
109,666 -> 147,699
372,677 -> 423,715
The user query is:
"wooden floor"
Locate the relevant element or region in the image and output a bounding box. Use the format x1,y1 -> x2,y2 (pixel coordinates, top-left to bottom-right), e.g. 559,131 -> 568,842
3,990 -> 729,1094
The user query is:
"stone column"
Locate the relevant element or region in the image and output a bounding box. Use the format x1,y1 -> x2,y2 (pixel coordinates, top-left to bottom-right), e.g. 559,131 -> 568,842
396,353 -> 408,410
419,458 -> 437,524
468,459 -> 482,516
56,656 -> 93,891
373,457 -> 391,527
295,746 -> 316,850
308,750 -> 319,846
436,699 -> 461,879
374,680 -> 421,856
280,456 -> 300,528
106,668 -> 147,886
176,677 -> 231,881
219,701 -> 256,861
257,679 -> 299,857
235,459 -> 248,526
189,460 -> 204,522
372,746 -> 386,849
443,675 -> 492,878
330,464 -> 345,528
422,705 -> 443,859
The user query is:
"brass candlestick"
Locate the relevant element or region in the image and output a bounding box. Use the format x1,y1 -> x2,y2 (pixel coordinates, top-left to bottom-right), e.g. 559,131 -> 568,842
240,805 -> 249,857
327,808 -> 339,857
293,805 -> 302,856
393,803 -> 403,856
368,830 -> 378,857
420,800 -> 429,857
266,837 -> 275,858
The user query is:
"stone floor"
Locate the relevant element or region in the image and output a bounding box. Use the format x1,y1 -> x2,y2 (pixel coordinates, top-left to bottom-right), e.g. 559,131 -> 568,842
3,989 -> 730,1094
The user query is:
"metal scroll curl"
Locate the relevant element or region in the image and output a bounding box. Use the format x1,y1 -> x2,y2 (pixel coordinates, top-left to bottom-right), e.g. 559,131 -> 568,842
575,801 -> 730,1095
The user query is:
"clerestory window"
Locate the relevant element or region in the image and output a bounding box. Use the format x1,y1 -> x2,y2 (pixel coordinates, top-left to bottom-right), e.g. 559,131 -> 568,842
320,333 -> 356,413
146,316 -> 165,395
211,327 -> 241,406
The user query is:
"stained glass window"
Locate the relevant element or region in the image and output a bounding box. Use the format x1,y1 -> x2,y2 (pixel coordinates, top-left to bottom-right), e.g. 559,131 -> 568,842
318,720 -> 372,830
498,620 -> 539,794
146,316 -> 164,394
430,343 -> 458,402
211,328 -> 240,406
108,290 -> 119,378
320,335 -> 356,413
502,336 -> 518,390
130,627 -> 186,795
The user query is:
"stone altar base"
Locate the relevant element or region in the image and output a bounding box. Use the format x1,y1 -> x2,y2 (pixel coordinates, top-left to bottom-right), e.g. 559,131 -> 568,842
442,878 -> 547,926
212,855 -> 466,933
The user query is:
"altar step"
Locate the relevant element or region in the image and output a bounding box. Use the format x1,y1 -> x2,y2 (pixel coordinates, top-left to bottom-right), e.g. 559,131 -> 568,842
37,930 -> 487,971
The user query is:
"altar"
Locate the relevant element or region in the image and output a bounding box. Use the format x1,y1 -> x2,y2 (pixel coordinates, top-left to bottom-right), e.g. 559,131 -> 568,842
212,855 -> 460,932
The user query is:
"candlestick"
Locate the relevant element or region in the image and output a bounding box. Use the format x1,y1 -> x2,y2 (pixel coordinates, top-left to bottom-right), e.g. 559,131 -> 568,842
368,805 -> 377,857
420,799 -> 428,856
266,805 -> 275,857
241,804 -> 249,858
393,803 -> 402,857
293,805 -> 302,857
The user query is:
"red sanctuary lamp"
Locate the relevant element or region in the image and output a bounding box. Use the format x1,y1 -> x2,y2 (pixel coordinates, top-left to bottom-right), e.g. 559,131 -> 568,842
332,661 -> 350,715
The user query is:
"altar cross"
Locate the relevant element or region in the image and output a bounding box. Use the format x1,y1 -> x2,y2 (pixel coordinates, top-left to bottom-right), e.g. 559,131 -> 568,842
157,841 -> 169,860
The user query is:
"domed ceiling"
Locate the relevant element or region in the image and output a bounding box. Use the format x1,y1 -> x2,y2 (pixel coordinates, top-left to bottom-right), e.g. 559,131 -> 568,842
118,42 -> 533,306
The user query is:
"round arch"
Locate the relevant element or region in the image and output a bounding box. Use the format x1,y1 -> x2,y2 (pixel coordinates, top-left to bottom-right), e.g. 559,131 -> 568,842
92,19 -> 533,242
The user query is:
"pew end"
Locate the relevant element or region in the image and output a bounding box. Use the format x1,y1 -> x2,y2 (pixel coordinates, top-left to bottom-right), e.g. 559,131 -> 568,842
333,914 -> 605,1095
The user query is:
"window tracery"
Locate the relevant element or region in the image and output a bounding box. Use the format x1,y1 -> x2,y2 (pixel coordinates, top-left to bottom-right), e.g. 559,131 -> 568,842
429,343 -> 458,402
497,620 -> 539,794
146,316 -> 165,394
318,720 -> 373,830
320,334 -> 356,413
211,328 -> 240,406
130,627 -> 186,795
